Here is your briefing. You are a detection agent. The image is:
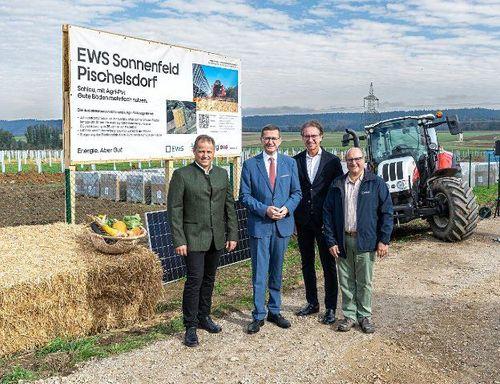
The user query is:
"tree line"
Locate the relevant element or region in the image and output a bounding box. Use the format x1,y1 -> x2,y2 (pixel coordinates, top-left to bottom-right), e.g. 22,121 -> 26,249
242,108 -> 500,132
0,124 -> 62,150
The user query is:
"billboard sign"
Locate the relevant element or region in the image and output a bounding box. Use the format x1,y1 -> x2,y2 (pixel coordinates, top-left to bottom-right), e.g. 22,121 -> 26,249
65,25 -> 241,162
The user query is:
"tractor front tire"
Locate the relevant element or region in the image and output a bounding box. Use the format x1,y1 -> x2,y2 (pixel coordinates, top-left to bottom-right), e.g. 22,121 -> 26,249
428,177 -> 479,242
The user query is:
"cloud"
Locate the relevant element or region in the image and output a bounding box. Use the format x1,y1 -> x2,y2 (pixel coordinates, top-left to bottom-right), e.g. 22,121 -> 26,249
0,0 -> 499,119
158,0 -> 300,30
267,0 -> 298,5
308,6 -> 336,18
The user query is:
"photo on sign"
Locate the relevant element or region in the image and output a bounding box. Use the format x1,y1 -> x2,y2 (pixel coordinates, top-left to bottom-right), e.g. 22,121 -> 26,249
166,100 -> 197,134
192,64 -> 238,113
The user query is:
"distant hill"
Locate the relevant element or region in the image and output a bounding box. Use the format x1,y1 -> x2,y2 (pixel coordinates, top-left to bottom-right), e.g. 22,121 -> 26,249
242,108 -> 500,132
0,119 -> 62,136
1,108 -> 499,136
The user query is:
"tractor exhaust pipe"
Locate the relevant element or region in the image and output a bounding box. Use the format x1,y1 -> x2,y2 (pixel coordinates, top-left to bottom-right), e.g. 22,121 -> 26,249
342,129 -> 360,147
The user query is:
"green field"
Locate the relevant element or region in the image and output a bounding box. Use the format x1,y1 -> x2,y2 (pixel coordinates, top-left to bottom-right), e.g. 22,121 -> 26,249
0,131 -> 496,175
14,136 -> 26,142
243,131 -> 498,151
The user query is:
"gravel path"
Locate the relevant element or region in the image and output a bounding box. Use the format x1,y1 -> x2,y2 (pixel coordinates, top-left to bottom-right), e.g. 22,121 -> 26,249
39,218 -> 500,384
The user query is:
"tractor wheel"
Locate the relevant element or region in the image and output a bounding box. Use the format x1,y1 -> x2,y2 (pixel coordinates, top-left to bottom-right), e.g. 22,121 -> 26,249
428,177 -> 479,242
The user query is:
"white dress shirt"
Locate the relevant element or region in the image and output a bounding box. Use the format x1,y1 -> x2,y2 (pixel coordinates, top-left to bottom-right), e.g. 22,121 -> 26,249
263,151 -> 278,177
344,172 -> 364,232
305,147 -> 322,183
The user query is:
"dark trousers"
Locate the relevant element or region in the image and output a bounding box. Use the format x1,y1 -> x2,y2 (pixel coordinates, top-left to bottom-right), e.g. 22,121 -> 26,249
297,222 -> 338,310
182,240 -> 222,328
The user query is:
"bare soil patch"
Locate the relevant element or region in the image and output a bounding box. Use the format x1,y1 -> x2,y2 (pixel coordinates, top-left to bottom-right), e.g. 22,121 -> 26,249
0,173 -> 162,227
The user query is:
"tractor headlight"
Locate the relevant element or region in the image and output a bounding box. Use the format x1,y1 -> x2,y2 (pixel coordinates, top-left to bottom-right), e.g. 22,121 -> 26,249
396,180 -> 406,190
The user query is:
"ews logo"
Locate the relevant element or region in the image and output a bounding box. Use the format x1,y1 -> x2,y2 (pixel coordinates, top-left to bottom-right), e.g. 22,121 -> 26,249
77,47 -> 109,65
165,145 -> 184,153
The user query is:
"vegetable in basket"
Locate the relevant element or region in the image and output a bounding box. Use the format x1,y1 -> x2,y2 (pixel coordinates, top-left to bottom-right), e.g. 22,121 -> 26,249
123,214 -> 143,229
92,215 -> 126,237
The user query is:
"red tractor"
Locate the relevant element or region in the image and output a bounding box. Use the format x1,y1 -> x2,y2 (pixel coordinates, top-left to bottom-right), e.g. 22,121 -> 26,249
343,112 -> 479,241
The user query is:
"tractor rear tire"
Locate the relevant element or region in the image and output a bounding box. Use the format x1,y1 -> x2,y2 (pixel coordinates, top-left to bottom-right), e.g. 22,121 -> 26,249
428,177 -> 479,242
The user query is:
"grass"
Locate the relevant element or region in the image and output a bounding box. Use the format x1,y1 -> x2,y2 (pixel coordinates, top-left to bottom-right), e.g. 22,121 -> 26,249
0,314 -> 188,383
243,130 -> 498,152
36,337 -> 98,357
473,185 -> 497,206
0,366 -> 37,384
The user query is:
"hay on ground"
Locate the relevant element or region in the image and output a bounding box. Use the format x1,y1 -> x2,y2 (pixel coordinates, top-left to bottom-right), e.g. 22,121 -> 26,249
194,97 -> 238,113
0,223 -> 163,357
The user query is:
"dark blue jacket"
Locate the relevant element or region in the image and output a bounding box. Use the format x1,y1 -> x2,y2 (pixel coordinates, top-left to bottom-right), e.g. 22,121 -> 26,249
323,171 -> 393,258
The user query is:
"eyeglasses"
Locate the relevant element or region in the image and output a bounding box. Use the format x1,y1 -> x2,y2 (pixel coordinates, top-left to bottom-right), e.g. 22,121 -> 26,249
346,156 -> 364,163
262,137 -> 280,142
302,134 -> 320,140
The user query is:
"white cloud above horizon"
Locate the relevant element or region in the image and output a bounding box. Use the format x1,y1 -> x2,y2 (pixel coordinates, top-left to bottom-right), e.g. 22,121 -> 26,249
0,0 -> 499,119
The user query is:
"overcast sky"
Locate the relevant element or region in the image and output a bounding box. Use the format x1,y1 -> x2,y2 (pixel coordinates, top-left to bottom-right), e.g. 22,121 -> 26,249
1,0 -> 499,119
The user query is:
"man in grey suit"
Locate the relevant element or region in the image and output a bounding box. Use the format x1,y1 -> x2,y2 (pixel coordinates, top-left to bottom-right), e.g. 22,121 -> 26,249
168,135 -> 238,347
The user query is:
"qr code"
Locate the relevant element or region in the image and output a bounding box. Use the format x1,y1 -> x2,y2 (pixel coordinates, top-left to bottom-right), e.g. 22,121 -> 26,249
199,114 -> 210,129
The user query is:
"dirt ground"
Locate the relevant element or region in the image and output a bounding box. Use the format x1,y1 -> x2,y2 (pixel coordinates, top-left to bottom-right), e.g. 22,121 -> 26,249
0,173 -> 160,227
36,218 -> 500,384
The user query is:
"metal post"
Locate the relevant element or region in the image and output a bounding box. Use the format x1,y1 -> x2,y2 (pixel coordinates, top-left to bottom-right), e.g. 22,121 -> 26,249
468,154 -> 472,188
164,160 -> 174,199
65,168 -> 72,223
496,156 -> 500,217
232,156 -> 241,199
487,152 -> 491,188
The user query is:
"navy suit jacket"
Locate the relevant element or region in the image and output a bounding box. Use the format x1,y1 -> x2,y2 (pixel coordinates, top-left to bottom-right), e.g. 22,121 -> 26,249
293,149 -> 343,228
239,152 -> 302,238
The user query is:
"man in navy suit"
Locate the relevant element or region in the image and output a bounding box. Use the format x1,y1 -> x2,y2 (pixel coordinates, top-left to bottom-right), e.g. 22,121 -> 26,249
293,120 -> 344,324
240,124 -> 302,334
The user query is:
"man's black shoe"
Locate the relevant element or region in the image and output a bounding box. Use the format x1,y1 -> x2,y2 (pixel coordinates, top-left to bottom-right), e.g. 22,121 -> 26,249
295,303 -> 319,316
198,316 -> 222,333
267,312 -> 291,328
184,327 -> 199,347
247,319 -> 265,334
321,309 -> 336,324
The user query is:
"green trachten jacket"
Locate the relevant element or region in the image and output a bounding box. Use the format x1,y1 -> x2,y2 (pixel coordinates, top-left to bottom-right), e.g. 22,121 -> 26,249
167,162 -> 238,252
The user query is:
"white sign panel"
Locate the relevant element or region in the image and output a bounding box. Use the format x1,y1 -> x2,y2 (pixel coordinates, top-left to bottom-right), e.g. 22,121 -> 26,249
67,25 -> 241,162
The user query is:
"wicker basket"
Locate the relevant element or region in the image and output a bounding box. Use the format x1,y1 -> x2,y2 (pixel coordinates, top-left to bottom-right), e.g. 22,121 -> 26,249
88,226 -> 147,254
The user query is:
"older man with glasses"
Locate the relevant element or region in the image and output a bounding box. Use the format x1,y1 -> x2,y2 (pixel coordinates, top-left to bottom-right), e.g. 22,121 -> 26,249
323,147 -> 393,333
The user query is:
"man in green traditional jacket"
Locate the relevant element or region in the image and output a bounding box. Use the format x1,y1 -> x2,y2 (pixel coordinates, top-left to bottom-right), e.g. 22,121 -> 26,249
167,134 -> 238,347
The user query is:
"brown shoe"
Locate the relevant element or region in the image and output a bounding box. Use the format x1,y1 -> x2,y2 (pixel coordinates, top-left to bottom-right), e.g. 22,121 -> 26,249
359,317 -> 375,333
337,317 -> 355,332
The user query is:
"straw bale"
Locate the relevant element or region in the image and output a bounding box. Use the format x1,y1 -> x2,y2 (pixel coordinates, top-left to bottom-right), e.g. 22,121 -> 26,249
0,223 -> 163,356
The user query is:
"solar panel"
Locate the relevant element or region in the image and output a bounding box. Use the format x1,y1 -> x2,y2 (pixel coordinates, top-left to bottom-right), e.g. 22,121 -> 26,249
145,201 -> 250,283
